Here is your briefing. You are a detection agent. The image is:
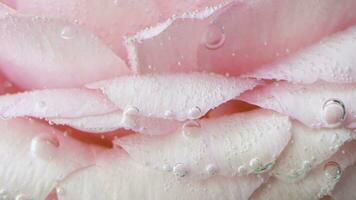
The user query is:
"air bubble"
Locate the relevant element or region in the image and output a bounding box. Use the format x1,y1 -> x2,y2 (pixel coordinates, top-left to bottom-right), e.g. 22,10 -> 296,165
324,161 -> 342,181
205,164 -> 218,176
322,99 -> 346,128
60,26 -> 75,40
173,163 -> 188,177
188,106 -> 201,119
182,120 -> 201,138
237,165 -> 248,176
31,135 -> 60,161
203,24 -> 225,50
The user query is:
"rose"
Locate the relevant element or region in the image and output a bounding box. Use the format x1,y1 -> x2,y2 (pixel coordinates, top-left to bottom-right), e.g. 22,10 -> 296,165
0,0 -> 355,200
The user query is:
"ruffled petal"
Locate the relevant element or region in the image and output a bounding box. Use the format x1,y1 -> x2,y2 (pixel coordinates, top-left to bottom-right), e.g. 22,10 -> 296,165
272,122 -> 355,183
0,89 -> 117,119
126,0 -> 356,75
239,82 -> 356,129
0,118 -> 95,200
0,14 -> 129,89
245,25 -> 356,84
56,149 -> 263,200
115,110 -> 291,179
86,73 -> 258,121
250,141 -> 356,200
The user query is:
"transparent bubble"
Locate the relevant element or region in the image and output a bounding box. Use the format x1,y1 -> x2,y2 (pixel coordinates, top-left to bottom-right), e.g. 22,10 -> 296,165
324,161 -> 342,181
204,24 -> 225,50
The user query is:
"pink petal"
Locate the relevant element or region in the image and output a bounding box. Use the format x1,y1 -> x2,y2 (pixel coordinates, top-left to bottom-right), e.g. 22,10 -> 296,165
126,0 -> 356,75
0,118 -> 95,199
245,25 -> 356,84
332,163 -> 356,200
0,89 -> 117,119
115,110 -> 291,179
0,14 -> 129,89
15,0 -> 161,59
207,100 -> 258,118
51,111 -> 183,135
250,141 -> 356,200
56,149 -> 263,200
239,82 -> 356,129
0,1 -> 14,16
86,73 -> 258,121
273,121 -> 355,183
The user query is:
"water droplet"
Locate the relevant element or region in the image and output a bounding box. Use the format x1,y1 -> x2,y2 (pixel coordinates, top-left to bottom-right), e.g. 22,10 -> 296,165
249,158 -> 261,169
182,120 -> 201,138
322,99 -> 346,127
123,106 -> 139,115
121,106 -> 139,128
324,161 -> 342,180
60,26 -> 75,40
204,24 -> 225,50
173,163 -> 188,177
162,164 -> 172,172
237,165 -> 247,176
31,135 -> 59,161
188,106 -> 201,119
205,164 -> 218,176
15,194 -> 31,200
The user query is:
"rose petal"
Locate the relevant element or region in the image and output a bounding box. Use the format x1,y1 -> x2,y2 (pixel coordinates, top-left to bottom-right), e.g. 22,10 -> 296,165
273,121 -> 355,183
0,118 -> 95,200
239,82 -> 356,129
0,89 -> 117,119
244,25 -> 356,84
115,110 -> 291,179
250,141 -> 356,200
332,163 -> 356,200
86,73 -> 258,121
0,14 -> 129,89
207,100 -> 259,118
51,111 -> 183,135
126,0 -> 356,75
56,149 -> 263,200
0,1 -> 14,16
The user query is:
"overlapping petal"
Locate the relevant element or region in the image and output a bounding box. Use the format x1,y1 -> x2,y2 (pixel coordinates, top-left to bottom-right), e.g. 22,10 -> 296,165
332,163 -> 356,200
87,73 -> 258,121
245,25 -> 356,84
56,149 -> 263,200
0,13 -> 129,89
250,141 -> 356,200
239,82 -> 356,128
0,118 -> 96,199
126,0 -> 356,75
115,110 -> 291,179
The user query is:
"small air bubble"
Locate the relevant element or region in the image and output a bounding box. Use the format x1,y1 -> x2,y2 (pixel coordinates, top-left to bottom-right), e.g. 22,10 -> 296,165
182,120 -> 201,138
237,165 -> 247,176
60,26 -> 75,40
173,163 -> 188,177
188,106 -> 201,119
203,24 -> 225,50
322,99 -> 346,128
324,161 -> 342,181
56,187 -> 65,196
31,135 -> 60,161
205,164 -> 218,176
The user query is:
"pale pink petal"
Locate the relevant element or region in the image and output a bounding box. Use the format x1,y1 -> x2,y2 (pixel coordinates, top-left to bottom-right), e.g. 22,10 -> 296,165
239,82 -> 356,129
245,25 -> 356,84
332,163 -> 356,200
0,1 -> 14,16
126,0 -> 356,75
0,89 -> 117,119
250,141 -> 356,200
51,111 -> 183,135
56,149 -> 263,200
0,14 -> 129,90
0,118 -> 95,199
15,0 -> 161,59
115,110 -> 291,179
273,121 -> 355,183
86,73 -> 258,121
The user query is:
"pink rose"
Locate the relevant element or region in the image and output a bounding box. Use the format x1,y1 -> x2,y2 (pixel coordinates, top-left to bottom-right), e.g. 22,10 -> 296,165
0,0 -> 355,199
